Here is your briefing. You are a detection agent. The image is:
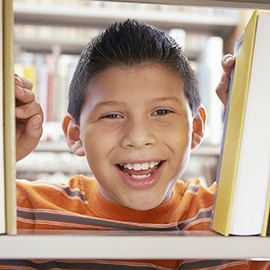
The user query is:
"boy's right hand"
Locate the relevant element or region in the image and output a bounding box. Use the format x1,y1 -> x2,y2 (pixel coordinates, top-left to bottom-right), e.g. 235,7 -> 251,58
215,54 -> 235,106
15,74 -> 44,161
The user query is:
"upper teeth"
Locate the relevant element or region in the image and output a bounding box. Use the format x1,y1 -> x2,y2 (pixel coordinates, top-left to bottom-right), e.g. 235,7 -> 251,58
123,161 -> 159,171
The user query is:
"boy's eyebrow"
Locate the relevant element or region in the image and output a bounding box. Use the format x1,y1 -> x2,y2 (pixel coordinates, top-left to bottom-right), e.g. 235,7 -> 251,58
90,101 -> 125,111
151,96 -> 183,104
90,97 -> 183,111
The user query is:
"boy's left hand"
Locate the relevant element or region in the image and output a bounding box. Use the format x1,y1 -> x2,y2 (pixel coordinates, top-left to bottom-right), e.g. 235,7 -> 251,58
215,54 -> 235,106
15,74 -> 44,161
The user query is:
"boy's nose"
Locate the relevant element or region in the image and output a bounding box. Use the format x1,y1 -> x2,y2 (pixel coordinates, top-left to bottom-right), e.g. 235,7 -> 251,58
120,118 -> 157,149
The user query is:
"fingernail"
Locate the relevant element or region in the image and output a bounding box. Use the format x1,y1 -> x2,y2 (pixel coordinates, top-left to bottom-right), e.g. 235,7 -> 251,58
32,115 -> 43,129
15,76 -> 22,86
224,55 -> 234,63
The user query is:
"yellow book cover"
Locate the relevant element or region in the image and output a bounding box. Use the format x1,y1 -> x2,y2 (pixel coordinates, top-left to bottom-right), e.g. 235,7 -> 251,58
3,0 -> 16,235
261,184 -> 270,236
23,65 -> 36,94
212,10 -> 270,236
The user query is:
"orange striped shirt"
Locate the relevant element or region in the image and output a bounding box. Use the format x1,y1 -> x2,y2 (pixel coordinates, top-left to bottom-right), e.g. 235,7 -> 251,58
2,175 -> 268,269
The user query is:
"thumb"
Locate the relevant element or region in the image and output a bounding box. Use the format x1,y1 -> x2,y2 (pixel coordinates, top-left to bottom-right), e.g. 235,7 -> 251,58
16,115 -> 43,161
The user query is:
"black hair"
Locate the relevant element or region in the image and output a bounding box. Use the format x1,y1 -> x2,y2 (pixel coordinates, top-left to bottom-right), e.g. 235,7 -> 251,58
68,19 -> 201,124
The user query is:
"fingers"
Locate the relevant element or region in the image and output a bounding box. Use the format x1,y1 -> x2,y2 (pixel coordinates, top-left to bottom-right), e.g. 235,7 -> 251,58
16,102 -> 44,162
15,74 -> 35,105
15,74 -> 44,122
15,74 -> 44,161
216,73 -> 231,107
16,115 -> 43,162
15,73 -> 33,91
216,54 -> 235,107
16,114 -> 43,142
15,100 -> 43,120
221,54 -> 235,76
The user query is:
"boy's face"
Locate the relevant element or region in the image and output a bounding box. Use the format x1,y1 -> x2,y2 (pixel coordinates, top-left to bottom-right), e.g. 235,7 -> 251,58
63,63 -> 205,211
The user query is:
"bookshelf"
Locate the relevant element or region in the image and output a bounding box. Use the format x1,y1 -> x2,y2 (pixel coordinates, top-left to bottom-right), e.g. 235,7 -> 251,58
4,0 -> 270,262
1,230 -> 270,260
14,3 -> 238,34
13,2 -> 240,57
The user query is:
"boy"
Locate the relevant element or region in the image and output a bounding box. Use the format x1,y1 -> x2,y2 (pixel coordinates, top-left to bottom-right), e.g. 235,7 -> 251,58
11,20 -> 269,269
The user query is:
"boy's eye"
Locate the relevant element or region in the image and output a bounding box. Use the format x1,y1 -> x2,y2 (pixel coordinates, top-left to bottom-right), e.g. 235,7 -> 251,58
153,109 -> 172,116
101,113 -> 121,119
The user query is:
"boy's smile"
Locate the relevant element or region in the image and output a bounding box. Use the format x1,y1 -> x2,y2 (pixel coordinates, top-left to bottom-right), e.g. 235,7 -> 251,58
116,160 -> 165,189
64,63 -> 206,211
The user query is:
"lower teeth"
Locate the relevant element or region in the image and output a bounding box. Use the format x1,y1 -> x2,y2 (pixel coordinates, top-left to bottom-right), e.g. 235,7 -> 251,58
131,174 -> 151,179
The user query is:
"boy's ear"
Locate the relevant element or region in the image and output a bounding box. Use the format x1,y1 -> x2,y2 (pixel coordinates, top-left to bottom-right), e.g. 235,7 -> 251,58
191,105 -> 207,149
62,114 -> 85,156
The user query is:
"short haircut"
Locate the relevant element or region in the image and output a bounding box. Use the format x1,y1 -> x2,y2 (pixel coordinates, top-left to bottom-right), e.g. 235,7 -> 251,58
68,19 -> 201,124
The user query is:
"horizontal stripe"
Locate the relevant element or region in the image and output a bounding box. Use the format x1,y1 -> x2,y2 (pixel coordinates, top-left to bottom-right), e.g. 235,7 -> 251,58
0,259 -> 253,269
177,207 -> 213,230
17,205 -> 213,231
18,205 -> 212,231
17,207 -> 179,231
0,260 -> 173,270
179,259 -> 248,269
20,180 -> 88,202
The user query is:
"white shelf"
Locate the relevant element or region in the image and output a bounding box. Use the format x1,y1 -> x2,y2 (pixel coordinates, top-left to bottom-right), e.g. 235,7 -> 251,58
14,36 -> 89,55
13,3 -> 238,37
31,141 -> 71,153
1,230 -> 270,259
105,0 -> 270,9
14,35 -> 203,59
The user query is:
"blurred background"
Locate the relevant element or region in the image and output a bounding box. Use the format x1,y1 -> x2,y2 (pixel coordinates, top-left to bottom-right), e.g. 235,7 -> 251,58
14,0 -> 253,185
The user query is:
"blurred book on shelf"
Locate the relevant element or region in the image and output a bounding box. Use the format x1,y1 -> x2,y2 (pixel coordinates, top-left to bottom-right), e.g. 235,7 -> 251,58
197,36 -> 224,145
15,52 -> 79,123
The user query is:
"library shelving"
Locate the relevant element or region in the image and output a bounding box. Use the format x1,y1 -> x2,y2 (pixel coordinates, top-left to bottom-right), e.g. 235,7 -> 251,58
13,1 -> 240,56
14,0 -> 242,181
14,2 -> 239,34
3,0 -> 270,262
1,230 -> 270,260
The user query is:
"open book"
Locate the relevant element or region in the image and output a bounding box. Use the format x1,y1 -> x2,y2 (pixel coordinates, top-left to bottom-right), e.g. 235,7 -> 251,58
0,0 -> 16,235
211,9 -> 270,236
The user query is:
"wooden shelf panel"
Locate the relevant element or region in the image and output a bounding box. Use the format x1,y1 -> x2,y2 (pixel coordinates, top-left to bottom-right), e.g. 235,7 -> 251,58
1,230 -> 270,259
